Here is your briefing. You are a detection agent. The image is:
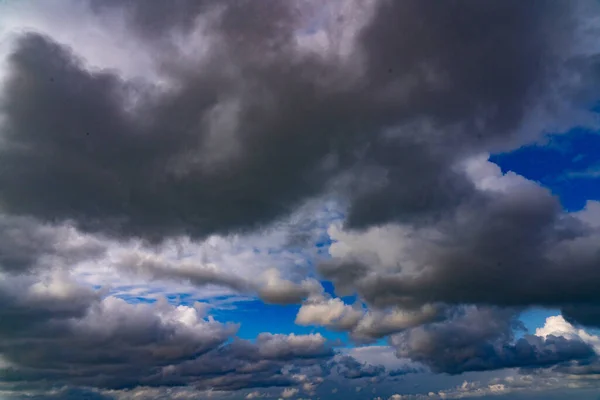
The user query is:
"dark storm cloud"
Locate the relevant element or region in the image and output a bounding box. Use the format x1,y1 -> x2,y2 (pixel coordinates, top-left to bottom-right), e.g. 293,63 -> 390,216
561,306 -> 600,329
0,215 -> 107,273
343,0 -> 573,229
116,251 -> 323,304
359,0 -> 565,136
160,333 -> 335,391
321,175 -> 600,319
0,272 -> 100,335
390,307 -> 596,374
0,297 -> 238,390
552,358 -> 600,376
0,0 -> 592,242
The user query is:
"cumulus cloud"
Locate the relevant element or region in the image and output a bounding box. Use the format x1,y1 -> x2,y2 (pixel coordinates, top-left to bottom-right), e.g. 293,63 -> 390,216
0,270 -> 360,395
295,294 -> 443,341
258,269 -> 323,305
0,274 -> 238,390
320,157 -> 600,321
389,307 -> 595,374
536,315 -> 600,354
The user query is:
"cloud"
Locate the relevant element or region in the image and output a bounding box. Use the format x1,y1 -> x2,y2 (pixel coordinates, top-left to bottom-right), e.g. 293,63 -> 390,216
121,254 -> 326,305
0,270 -> 101,335
295,294 -> 443,341
258,269 -> 323,305
295,296 -> 364,330
0,212 -> 321,306
116,251 -> 253,292
281,387 -> 299,398
386,371 -> 600,400
389,306 -> 595,374
66,200 -> 340,305
335,355 -> 385,380
88,0 -> 213,42
320,157 -> 600,320
341,346 -> 424,374
246,391 -> 268,399
2,386 -> 113,400
0,215 -> 107,273
536,315 -> 600,354
0,273 -> 238,390
0,271 -> 353,395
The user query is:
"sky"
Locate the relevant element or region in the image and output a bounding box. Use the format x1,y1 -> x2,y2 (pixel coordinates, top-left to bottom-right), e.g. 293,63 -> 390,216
2,1 -> 600,399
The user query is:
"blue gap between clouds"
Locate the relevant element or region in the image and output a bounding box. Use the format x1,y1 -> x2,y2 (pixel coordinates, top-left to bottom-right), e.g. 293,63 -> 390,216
491,127 -> 600,211
209,280 -> 372,346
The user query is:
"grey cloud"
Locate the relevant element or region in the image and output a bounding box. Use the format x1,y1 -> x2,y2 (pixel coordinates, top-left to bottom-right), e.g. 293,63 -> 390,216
5,387 -> 113,400
0,272 -> 100,335
252,333 -> 334,360
349,305 -> 445,342
101,386 -> 225,400
257,286 -> 318,306
116,251 -> 254,293
117,252 -> 321,304
295,295 -> 444,342
335,355 -> 385,380
89,0 -> 212,41
390,307 -> 595,374
359,0 -> 567,135
140,333 -> 336,392
0,0 -> 595,243
317,261 -> 369,298
0,274 -> 351,394
0,215 -> 107,273
552,358 -> 600,376
257,269 -> 323,305
321,173 -> 600,316
561,306 -> 600,329
0,274 -> 237,390
386,372 -> 600,400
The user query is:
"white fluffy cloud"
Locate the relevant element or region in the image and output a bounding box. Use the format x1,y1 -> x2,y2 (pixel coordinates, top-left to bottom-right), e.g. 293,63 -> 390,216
296,296 -> 363,329
536,315 -> 600,354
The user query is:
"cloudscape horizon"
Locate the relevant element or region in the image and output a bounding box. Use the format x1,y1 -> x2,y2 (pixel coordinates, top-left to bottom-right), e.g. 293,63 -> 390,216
2,1 -> 600,399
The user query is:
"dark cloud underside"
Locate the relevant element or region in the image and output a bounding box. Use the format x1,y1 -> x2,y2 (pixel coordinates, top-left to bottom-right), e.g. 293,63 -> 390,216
0,0 -> 589,242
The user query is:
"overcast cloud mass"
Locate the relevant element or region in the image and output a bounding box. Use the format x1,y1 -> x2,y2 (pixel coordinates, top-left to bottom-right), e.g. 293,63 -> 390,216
2,0 -> 600,399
